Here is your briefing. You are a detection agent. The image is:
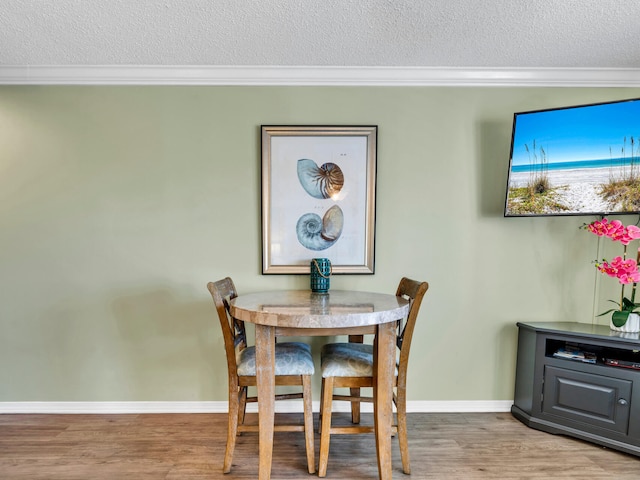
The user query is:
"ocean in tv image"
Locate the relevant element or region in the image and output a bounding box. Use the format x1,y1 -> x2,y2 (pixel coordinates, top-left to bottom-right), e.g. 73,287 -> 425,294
505,98 -> 640,216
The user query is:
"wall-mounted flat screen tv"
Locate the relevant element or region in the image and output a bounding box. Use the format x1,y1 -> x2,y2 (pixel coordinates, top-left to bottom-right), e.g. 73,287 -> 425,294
504,97 -> 640,217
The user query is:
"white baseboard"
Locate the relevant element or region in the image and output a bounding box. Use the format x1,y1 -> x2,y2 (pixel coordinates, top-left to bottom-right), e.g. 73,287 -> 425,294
0,400 -> 513,415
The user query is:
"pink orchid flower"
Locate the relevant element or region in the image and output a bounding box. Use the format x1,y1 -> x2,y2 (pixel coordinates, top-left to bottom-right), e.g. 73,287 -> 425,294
620,271 -> 640,284
588,218 -> 640,245
585,218 -> 640,316
588,218 -> 621,237
596,255 -> 639,284
627,224 -> 640,240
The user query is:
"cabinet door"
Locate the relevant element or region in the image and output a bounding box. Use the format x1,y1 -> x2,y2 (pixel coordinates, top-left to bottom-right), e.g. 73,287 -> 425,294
543,366 -> 631,434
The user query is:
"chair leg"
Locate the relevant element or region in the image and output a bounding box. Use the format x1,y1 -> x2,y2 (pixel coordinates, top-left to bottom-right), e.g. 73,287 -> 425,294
318,375 -> 325,433
347,336 -> 363,425
350,387 -> 361,424
237,386 -> 247,430
302,375 -> 315,474
318,377 -> 334,478
396,386 -> 411,474
223,385 -> 240,473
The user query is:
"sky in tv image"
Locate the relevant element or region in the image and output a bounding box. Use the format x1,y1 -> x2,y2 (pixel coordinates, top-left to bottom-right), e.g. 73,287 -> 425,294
510,99 -> 640,170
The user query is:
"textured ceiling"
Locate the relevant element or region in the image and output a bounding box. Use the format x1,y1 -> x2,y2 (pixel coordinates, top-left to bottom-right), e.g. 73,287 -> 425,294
1,0 -> 639,68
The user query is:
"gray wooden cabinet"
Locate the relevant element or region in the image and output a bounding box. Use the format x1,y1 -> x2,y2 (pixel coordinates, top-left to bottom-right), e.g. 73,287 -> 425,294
512,322 -> 640,456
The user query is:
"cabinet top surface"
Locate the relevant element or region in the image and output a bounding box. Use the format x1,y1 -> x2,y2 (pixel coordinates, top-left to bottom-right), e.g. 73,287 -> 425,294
517,321 -> 640,344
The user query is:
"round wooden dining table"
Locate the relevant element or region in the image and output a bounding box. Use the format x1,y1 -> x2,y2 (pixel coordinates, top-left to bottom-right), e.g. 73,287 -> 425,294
229,289 -> 410,480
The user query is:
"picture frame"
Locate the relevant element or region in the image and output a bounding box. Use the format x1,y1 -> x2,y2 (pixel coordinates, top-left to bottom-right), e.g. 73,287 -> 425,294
261,125 -> 377,274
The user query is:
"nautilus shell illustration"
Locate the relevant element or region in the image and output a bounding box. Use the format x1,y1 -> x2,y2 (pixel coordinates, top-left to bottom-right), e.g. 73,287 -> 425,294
296,205 -> 344,251
297,159 -> 344,199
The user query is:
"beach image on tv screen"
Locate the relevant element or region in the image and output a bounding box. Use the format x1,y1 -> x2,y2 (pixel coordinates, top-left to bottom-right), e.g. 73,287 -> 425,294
505,98 -> 640,216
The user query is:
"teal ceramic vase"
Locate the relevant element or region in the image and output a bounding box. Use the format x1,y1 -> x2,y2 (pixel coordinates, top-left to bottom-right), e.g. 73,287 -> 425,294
310,258 -> 332,293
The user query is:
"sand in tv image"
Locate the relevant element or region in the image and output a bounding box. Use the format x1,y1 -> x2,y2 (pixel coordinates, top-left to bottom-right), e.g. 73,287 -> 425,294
505,98 -> 640,216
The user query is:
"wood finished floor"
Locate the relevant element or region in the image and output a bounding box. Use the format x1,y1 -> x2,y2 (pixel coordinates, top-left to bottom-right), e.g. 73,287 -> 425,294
0,412 -> 638,479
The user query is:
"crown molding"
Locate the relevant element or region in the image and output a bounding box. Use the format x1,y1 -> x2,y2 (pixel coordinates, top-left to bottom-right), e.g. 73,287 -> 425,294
0,400 -> 513,414
1,65 -> 640,86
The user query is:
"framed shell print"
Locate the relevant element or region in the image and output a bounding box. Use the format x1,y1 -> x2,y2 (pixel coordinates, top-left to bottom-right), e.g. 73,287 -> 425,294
261,125 -> 377,274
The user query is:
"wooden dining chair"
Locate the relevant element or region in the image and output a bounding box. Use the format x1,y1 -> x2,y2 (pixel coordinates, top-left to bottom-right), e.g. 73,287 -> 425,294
207,277 -> 315,474
317,277 -> 429,477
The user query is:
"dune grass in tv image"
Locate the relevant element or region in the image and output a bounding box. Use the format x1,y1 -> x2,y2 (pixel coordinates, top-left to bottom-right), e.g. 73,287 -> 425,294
504,98 -> 640,217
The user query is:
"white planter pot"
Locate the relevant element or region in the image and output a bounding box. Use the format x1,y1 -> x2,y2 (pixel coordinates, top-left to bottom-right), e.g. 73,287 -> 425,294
610,312 -> 640,333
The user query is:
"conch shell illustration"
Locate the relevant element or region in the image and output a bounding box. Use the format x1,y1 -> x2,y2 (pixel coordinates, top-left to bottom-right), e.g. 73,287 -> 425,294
297,159 -> 344,199
296,205 -> 344,251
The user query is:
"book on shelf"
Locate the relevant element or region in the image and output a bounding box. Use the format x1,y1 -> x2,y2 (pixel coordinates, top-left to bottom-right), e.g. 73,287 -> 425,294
553,346 -> 597,364
603,358 -> 640,370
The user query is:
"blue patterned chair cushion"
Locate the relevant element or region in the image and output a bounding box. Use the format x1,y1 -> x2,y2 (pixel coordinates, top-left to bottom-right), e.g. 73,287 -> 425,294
321,342 -> 400,378
321,343 -> 375,378
237,342 -> 315,376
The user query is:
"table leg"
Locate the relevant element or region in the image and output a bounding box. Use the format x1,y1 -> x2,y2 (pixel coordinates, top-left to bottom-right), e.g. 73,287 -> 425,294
374,321 -> 396,480
254,324 -> 276,480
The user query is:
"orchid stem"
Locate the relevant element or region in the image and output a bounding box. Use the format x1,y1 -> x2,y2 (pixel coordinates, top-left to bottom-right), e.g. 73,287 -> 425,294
621,245 -> 628,310
633,247 -> 640,305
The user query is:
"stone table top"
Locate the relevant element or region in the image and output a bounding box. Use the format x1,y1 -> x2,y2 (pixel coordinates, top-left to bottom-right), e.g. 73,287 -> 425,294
229,289 -> 409,328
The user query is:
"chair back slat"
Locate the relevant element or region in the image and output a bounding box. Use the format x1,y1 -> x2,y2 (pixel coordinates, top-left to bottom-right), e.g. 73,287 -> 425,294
208,277 -> 247,374
395,277 -> 429,380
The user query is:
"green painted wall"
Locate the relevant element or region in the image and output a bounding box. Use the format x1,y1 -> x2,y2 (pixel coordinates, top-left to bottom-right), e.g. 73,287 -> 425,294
0,85 -> 638,402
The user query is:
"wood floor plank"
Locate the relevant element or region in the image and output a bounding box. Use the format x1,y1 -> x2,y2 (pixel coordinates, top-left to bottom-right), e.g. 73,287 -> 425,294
0,412 -> 637,479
